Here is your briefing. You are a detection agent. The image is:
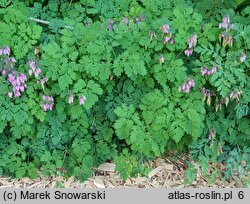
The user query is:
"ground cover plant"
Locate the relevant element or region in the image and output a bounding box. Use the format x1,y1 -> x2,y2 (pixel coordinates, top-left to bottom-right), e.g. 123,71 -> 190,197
0,0 -> 249,185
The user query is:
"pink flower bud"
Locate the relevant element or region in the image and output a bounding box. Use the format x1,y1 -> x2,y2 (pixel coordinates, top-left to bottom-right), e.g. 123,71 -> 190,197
28,69 -> 33,76
14,91 -> 21,97
34,68 -> 41,77
178,87 -> 182,93
163,36 -> 170,44
2,70 -> 6,77
222,16 -> 230,24
200,67 -> 207,76
184,49 -> 189,56
42,95 -> 47,101
161,24 -> 170,33
3,47 -> 10,55
189,79 -> 195,87
159,54 -> 165,64
211,66 -> 217,74
79,95 -> 86,105
29,61 -> 36,69
8,92 -> 13,98
185,85 -> 190,93
240,52 -> 246,63
68,94 -> 74,104
20,86 -> 24,92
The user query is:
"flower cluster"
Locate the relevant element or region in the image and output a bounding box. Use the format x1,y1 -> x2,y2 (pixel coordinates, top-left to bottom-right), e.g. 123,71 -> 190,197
229,90 -> 243,102
135,15 -> 145,24
219,16 -> 234,46
201,88 -> 212,106
160,24 -> 174,45
0,46 -> 16,69
28,60 -> 41,78
68,92 -> 86,106
219,16 -> 234,32
178,79 -> 195,93
37,76 -> 48,89
0,46 -> 10,56
108,19 -> 114,30
7,72 -> 27,98
200,66 -> 217,76
240,52 -> 246,63
220,33 -> 233,46
41,95 -> 54,111
184,34 -> 197,56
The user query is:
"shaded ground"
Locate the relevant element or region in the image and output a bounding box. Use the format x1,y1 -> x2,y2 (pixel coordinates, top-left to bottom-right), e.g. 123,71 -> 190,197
0,155 -> 248,188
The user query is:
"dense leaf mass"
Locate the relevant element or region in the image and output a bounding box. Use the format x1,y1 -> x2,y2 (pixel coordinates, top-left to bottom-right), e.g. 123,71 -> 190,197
0,0 -> 249,183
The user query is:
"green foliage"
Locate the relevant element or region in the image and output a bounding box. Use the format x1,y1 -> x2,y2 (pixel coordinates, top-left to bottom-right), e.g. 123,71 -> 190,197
0,0 -> 249,183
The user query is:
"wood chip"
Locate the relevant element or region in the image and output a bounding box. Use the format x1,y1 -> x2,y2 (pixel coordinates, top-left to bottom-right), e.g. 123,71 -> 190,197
163,163 -> 174,171
125,178 -> 132,186
64,176 -> 74,188
148,166 -> 163,178
97,163 -> 116,172
93,179 -> 105,188
133,177 -> 147,183
155,158 -> 165,167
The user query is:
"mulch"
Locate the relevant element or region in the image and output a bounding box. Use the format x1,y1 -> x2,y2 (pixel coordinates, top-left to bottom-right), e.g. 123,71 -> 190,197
0,155 -> 248,188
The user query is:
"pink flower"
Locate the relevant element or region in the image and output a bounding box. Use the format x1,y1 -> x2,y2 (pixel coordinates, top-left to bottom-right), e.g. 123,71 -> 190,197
34,68 -> 41,77
201,66 -> 217,76
223,16 -> 230,24
3,46 -> 10,55
200,67 -> 207,76
184,49 -> 193,56
8,92 -> 13,98
184,35 -> 197,56
188,79 -> 195,87
2,70 -> 6,77
19,86 -> 25,92
79,95 -> 86,105
179,79 -> 195,93
41,104 -> 46,111
0,49 -> 2,55
42,95 -> 47,101
219,16 -> 234,32
8,73 -> 15,83
48,96 -> 54,102
28,69 -> 33,76
211,66 -> 217,74
14,91 -> 21,97
159,54 -> 165,64
240,52 -> 246,62
29,61 -> 36,70
68,94 -> 74,104
160,24 -> 170,33
41,95 -> 54,111
108,19 -> 114,30
162,36 -> 170,44
188,34 -> 197,48
178,87 -> 182,93
185,85 -> 190,93
170,39 -> 174,44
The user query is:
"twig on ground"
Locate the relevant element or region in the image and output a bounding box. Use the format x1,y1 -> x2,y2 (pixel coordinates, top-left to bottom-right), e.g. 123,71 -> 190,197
28,17 -> 73,30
